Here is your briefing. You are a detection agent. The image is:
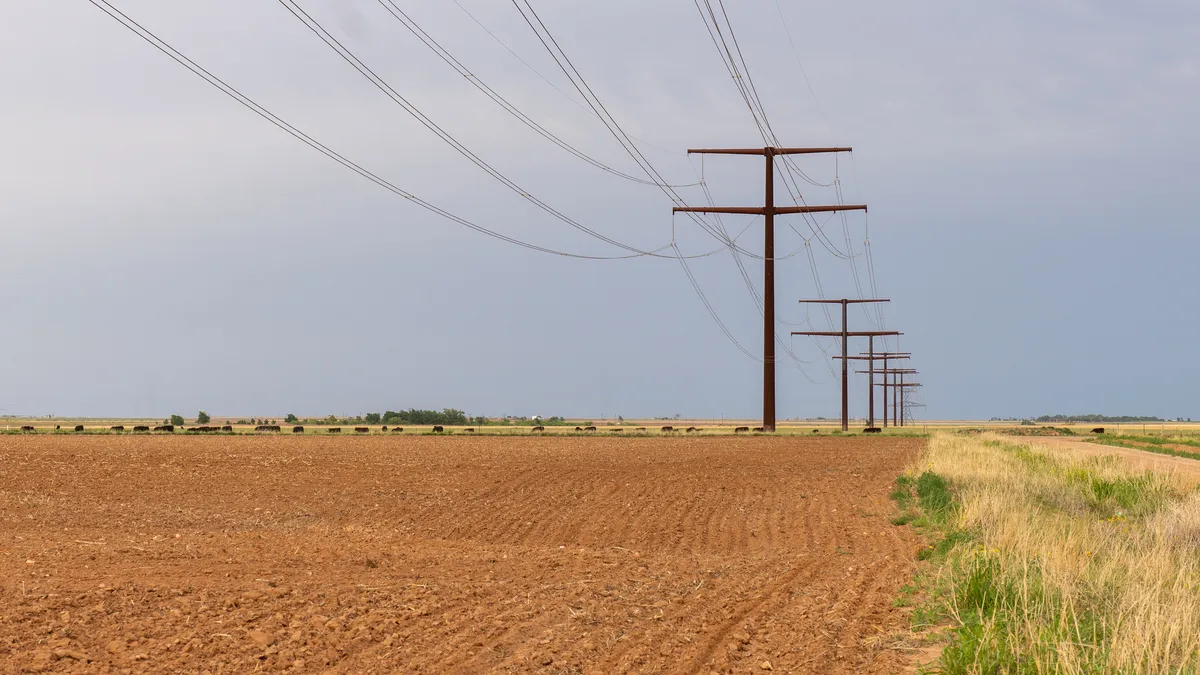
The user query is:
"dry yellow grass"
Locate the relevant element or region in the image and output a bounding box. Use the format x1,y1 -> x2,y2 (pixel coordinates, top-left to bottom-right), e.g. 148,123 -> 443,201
913,433 -> 1200,673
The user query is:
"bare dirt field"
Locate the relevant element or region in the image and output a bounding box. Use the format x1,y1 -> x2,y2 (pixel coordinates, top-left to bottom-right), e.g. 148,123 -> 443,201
0,435 -> 923,674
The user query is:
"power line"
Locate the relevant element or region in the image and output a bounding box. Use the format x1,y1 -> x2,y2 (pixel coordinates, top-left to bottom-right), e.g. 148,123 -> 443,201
374,0 -> 697,188
276,0 -> 670,258
82,0 -> 701,262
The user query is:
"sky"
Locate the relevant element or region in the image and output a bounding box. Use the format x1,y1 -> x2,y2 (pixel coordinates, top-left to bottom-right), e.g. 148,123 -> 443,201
1,0 -> 1197,421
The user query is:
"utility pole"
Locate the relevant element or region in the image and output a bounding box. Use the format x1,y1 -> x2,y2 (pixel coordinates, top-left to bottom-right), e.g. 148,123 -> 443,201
836,351 -> 910,429
673,147 -> 864,433
871,353 -> 910,428
794,299 -> 889,432
871,378 -> 921,426
791,320 -> 900,432
854,365 -> 916,427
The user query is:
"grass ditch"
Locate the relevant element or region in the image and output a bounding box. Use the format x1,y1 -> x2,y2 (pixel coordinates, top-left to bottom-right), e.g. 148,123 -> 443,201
1088,434 -> 1200,461
893,433 -> 1200,674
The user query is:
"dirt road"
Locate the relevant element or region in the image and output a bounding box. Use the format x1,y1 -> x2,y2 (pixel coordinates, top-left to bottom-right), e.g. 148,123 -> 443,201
0,435 -> 922,673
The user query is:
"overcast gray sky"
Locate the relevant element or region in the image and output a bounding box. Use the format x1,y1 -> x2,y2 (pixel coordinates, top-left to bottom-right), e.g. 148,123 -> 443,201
1,1 -> 1197,421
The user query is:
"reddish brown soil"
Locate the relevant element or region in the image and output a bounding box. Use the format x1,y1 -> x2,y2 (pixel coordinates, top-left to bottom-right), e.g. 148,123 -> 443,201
0,435 -> 923,674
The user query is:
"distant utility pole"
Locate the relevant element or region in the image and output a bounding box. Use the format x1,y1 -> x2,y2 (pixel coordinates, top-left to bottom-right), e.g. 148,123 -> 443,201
836,349 -> 911,429
791,299 -> 898,432
859,367 -> 917,427
872,378 -> 922,427
673,146 -> 864,433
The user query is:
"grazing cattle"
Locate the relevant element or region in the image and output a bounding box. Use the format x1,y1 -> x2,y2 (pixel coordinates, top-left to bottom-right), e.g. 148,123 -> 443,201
812,429 -> 820,434
864,427 -> 882,434
753,427 -> 765,433
575,426 -> 583,432
110,425 -> 125,432
611,428 -> 624,432
661,426 -> 674,432
254,425 -> 281,432
1091,427 -> 1105,434
464,428 -> 475,433
328,427 -> 342,433
391,427 -> 404,433
74,425 -> 84,432
432,426 -> 444,433
354,427 -> 369,434
686,426 -> 700,433
293,426 -> 304,434
584,426 -> 597,432
153,425 -> 174,432
55,425 -> 61,430
382,426 -> 388,432
635,427 -> 646,432
133,426 -> 150,432
531,426 -> 545,433
221,425 -> 233,432
21,425 -> 34,432
734,426 -> 750,434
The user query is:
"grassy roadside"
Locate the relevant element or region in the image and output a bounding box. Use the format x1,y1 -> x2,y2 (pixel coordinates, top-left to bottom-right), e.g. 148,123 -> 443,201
1088,434 -> 1200,461
894,433 -> 1200,673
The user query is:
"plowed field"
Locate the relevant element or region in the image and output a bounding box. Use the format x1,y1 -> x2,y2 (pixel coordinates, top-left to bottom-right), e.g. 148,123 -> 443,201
0,435 -> 922,673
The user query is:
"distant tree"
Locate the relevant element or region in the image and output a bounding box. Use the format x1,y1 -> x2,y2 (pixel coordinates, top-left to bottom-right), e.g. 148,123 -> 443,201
364,412 -> 382,425
197,411 -> 211,424
170,414 -> 185,426
285,413 -> 298,424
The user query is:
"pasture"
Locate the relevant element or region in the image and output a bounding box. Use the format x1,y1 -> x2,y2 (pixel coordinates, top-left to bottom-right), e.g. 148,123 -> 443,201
0,433 -> 922,673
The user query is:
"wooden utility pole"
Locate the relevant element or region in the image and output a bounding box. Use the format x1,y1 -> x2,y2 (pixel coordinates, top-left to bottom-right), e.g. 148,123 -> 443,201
858,367 -> 917,427
794,299 -> 890,431
836,351 -> 910,429
871,378 -> 921,426
673,147 -> 864,433
791,325 -> 900,433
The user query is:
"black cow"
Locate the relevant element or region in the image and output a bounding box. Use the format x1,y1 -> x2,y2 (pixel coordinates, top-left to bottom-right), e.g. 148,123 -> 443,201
153,425 -> 174,432
221,425 -> 233,432
110,425 -> 125,432
734,426 -> 750,433
133,426 -> 150,432
1091,427 -> 1105,434
864,427 -> 882,434
661,426 -> 674,432
255,425 -> 281,432
611,428 -> 623,433
432,426 -> 444,433
531,426 -> 545,433
464,428 -> 475,433
55,425 -> 61,430
391,427 -> 404,433
812,429 -> 820,434
354,427 -> 369,434
686,426 -> 699,433
575,426 -> 583,432
74,425 -> 84,432
635,427 -> 646,432
20,425 -> 34,432
328,427 -> 342,433
293,426 -> 304,434
382,426 -> 388,432
584,426 -> 597,432
753,427 -> 765,433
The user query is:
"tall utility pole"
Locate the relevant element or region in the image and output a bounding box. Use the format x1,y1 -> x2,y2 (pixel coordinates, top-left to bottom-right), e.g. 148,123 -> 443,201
795,299 -> 889,431
673,147 -> 864,433
854,362 -> 916,425
787,326 -> 902,429
859,367 -> 917,427
872,379 -> 921,426
870,353 -> 910,427
836,350 -> 911,429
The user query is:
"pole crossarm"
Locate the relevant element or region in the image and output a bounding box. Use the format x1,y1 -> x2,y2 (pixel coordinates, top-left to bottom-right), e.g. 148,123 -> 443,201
873,382 -> 923,387
672,205 -> 868,216
789,331 -> 901,337
688,147 -> 853,156
856,369 -> 918,374
797,299 -> 890,304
